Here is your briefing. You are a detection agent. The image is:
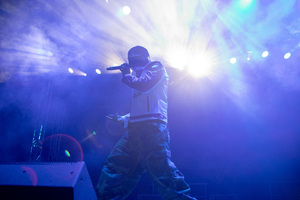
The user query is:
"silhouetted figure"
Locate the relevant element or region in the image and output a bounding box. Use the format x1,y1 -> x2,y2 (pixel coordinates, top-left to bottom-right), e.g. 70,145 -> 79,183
97,46 -> 196,200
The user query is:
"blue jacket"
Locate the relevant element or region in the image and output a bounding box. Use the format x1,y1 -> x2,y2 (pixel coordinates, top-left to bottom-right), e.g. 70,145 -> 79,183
122,61 -> 169,124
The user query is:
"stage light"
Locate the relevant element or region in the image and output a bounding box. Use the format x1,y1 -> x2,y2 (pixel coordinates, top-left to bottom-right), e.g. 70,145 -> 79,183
165,48 -> 187,70
188,66 -> 211,78
241,0 -> 254,6
230,57 -> 237,64
284,52 -> 291,59
262,51 -> 269,58
187,55 -> 212,78
247,51 -> 253,61
95,69 -> 101,74
236,0 -> 255,10
68,68 -> 74,73
122,6 -> 131,15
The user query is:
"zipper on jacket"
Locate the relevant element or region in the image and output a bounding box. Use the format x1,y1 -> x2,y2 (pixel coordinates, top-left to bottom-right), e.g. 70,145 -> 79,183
147,96 -> 150,112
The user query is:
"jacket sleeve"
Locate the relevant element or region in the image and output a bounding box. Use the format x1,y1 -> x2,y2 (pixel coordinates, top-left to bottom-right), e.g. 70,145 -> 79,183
121,113 -> 130,128
122,62 -> 165,92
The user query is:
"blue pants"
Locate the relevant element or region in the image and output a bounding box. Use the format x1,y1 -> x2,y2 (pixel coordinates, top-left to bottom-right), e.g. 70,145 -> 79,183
97,121 -> 196,200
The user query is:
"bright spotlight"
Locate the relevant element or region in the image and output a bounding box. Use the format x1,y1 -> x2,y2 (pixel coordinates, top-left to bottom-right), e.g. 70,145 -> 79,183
187,54 -> 213,78
95,69 -> 101,74
284,52 -> 291,59
122,6 -> 131,15
236,0 -> 255,10
68,68 -> 74,73
262,51 -> 269,58
230,57 -> 237,64
165,48 -> 188,70
247,51 -> 253,61
243,0 -> 254,4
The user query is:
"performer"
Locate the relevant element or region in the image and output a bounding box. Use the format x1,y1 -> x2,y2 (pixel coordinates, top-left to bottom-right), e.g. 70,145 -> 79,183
97,46 -> 196,200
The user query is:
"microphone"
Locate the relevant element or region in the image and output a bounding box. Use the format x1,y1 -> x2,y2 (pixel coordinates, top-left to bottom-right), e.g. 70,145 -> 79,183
106,66 -> 122,71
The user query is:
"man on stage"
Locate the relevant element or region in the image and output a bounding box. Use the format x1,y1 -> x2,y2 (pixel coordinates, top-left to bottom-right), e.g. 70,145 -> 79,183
97,46 -> 196,200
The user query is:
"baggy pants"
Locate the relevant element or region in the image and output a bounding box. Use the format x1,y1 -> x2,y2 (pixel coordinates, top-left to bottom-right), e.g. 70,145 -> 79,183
96,120 -> 196,200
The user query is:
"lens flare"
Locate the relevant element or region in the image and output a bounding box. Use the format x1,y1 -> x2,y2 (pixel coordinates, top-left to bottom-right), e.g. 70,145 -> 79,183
65,150 -> 70,157
42,134 -> 83,162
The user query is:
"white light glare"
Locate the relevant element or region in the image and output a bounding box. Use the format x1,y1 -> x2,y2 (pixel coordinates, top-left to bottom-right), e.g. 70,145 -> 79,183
262,51 -> 269,58
165,48 -> 187,70
284,52 -> 291,59
247,51 -> 253,60
230,57 -> 237,64
122,6 -> 131,15
68,68 -> 74,73
166,47 -> 213,78
95,69 -> 101,74
187,54 -> 213,78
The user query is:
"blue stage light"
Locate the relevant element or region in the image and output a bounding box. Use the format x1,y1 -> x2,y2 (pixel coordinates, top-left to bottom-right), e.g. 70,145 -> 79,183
237,0 -> 255,10
230,57 -> 237,64
187,54 -> 213,78
262,51 -> 269,58
284,52 -> 291,59
96,69 -> 101,74
122,6 -> 131,15
68,68 -> 74,73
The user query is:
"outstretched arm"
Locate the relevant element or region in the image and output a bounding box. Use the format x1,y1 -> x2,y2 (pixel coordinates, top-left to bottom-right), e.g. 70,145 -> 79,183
122,62 -> 165,92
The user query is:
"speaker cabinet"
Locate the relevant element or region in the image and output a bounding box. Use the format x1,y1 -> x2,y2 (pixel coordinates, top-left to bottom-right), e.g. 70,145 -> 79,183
0,161 -> 97,200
